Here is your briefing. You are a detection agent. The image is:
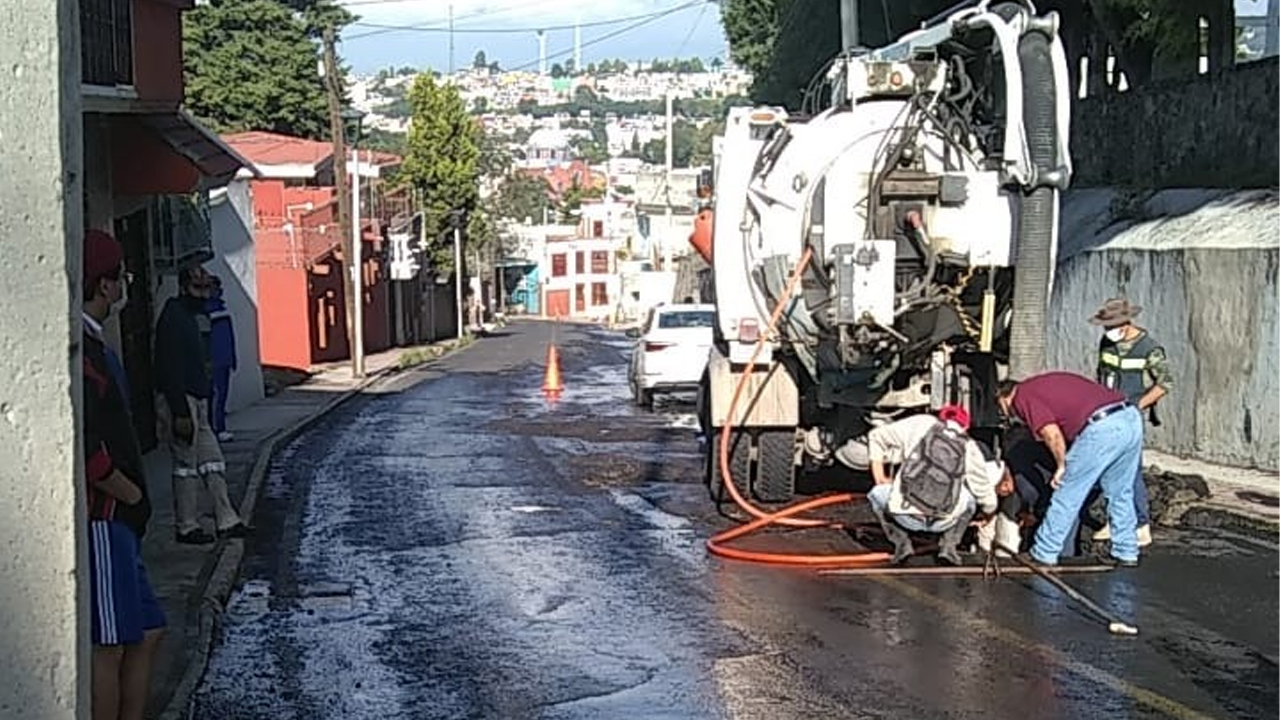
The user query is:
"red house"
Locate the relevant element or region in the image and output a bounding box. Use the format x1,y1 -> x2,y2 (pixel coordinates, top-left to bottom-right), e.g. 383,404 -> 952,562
222,131 -> 400,371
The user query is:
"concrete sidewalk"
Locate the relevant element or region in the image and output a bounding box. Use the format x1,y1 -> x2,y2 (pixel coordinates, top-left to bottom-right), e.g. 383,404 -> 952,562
140,339 -> 466,719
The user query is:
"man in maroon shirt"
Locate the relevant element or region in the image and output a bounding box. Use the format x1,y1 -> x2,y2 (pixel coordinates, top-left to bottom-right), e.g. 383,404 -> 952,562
996,372 -> 1142,566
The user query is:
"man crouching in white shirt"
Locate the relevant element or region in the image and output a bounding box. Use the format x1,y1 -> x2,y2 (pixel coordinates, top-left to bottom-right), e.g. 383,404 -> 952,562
866,406 -> 1002,566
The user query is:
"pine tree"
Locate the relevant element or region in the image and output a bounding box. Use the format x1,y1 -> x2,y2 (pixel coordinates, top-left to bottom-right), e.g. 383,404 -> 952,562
402,74 -> 481,272
184,0 -> 338,138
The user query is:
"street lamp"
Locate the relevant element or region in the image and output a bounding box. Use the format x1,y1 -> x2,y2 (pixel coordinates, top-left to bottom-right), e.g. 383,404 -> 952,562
341,107 -> 367,377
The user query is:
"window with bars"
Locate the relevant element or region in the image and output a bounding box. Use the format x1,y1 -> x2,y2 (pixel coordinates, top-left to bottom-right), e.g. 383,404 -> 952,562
591,282 -> 608,306
151,192 -> 213,273
81,0 -> 133,86
590,251 -> 609,274
551,253 -> 567,277
575,251 -> 585,274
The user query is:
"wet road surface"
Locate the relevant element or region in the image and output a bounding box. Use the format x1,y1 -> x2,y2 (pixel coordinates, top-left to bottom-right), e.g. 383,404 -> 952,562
194,321 -> 1278,720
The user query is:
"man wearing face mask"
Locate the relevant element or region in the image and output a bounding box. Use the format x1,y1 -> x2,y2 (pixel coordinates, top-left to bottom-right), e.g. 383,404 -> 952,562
82,230 -> 166,720
154,263 -> 247,544
1088,297 -> 1170,547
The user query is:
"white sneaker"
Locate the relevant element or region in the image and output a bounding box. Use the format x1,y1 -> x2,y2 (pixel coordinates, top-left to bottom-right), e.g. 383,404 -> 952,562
1094,523 -> 1151,546
1136,524 -> 1153,547
217,431 -> 235,443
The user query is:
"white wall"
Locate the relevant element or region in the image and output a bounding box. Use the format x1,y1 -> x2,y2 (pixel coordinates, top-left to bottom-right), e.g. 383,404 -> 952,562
1049,189 -> 1280,471
207,179 -> 264,413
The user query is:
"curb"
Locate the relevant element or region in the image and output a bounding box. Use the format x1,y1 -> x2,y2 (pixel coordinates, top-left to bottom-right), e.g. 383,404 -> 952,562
156,340 -> 473,720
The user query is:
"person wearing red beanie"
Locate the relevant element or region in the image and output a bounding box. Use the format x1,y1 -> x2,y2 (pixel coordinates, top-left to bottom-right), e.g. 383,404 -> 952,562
82,230 -> 166,720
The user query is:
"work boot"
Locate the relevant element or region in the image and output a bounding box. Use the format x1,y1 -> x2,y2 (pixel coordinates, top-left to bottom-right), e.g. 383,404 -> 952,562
878,515 -> 914,565
936,515 -> 972,567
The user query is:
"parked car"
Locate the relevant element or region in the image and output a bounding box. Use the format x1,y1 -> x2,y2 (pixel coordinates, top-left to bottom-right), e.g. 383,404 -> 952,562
626,304 -> 716,408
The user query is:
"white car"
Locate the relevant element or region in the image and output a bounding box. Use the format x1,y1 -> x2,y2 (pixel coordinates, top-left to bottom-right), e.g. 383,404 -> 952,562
626,304 -> 716,408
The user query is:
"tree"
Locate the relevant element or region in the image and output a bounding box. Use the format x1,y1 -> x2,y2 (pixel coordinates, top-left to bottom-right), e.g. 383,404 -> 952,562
477,132 -> 512,180
550,62 -> 567,78
558,179 -> 604,223
711,56 -> 724,71
402,74 -> 481,271
473,49 -> 488,70
279,0 -> 355,38
492,173 -> 552,225
184,0 -> 332,138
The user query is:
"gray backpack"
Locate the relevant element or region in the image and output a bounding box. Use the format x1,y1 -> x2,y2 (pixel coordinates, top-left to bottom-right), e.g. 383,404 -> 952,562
898,423 -> 967,518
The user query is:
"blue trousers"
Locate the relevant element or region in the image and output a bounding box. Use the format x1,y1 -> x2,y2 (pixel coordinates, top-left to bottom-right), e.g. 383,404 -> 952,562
1030,406 -> 1143,564
210,365 -> 232,434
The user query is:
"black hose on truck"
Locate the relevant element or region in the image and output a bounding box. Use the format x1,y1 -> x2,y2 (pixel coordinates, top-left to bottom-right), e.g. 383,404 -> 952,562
1007,17 -> 1066,379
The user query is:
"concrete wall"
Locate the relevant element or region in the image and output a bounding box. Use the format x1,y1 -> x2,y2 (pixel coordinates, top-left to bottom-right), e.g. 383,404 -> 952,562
208,179 -> 264,412
1049,189 -> 1280,471
0,2 -> 88,717
1071,59 -> 1279,189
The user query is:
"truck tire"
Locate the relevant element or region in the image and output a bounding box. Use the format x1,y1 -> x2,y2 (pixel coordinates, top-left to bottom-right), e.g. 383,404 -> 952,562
632,380 -> 654,409
707,428 -> 751,505
753,429 -> 797,503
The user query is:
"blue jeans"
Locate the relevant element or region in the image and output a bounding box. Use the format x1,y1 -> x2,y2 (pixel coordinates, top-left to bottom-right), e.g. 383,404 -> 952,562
1030,406 -> 1143,564
868,483 -> 976,533
210,365 -> 232,434
1132,463 -> 1151,526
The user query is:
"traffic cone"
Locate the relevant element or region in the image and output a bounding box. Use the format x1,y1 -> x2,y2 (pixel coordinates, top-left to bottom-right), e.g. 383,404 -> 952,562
542,344 -> 563,399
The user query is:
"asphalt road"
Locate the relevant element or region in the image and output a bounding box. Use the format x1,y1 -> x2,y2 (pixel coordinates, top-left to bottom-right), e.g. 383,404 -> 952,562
193,321 -> 1278,720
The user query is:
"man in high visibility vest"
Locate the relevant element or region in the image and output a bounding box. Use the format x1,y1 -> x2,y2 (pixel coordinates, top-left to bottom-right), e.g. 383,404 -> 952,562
1088,297 -> 1172,547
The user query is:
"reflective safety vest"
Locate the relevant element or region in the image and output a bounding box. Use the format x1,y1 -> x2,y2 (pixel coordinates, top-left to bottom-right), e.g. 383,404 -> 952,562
1097,332 -> 1158,401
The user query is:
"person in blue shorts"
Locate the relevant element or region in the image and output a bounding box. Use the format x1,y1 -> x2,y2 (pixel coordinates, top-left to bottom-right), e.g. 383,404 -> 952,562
83,229 -> 166,720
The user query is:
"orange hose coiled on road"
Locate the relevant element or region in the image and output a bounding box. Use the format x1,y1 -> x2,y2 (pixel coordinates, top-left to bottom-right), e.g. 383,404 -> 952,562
706,248 -> 892,567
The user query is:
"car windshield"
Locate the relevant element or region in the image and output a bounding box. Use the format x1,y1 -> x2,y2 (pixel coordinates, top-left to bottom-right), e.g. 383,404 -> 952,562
657,311 -> 715,329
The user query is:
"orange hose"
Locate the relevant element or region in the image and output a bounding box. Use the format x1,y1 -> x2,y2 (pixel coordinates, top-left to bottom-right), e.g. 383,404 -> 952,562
706,247 -> 892,567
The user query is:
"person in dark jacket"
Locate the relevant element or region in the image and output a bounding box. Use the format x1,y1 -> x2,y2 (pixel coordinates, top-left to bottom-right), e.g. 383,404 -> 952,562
83,229 -> 166,720
154,264 -> 246,544
205,275 -> 237,442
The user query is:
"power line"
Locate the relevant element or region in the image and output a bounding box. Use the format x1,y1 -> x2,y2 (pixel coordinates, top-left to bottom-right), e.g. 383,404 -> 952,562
505,2 -> 709,72
345,4 -> 705,40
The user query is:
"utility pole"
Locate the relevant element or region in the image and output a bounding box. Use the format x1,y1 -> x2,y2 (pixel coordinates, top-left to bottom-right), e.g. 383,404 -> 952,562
663,89 -> 674,272
448,3 -> 455,75
322,28 -> 358,379
351,146 -> 365,377
453,212 -> 465,339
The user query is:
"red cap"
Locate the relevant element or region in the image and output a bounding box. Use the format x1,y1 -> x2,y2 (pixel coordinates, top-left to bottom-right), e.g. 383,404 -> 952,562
84,229 -> 123,290
938,404 -> 971,431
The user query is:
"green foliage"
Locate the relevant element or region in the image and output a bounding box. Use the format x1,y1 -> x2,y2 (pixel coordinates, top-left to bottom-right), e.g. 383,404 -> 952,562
183,0 -> 332,138
551,62 -> 567,78
513,94 -> 748,121
473,50 -> 488,70
278,0 -> 355,38
558,180 -> 604,223
402,74 -> 481,272
647,57 -> 707,74
477,132 -> 513,179
362,128 -> 407,157
640,119 -> 723,168
491,173 -> 553,226
570,136 -> 609,164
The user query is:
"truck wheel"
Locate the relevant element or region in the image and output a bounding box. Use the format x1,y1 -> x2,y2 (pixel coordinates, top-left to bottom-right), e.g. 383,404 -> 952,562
753,430 -> 798,503
707,428 -> 750,505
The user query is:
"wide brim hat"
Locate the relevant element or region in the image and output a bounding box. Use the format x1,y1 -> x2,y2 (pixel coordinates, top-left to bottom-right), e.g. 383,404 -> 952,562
1088,297 -> 1142,328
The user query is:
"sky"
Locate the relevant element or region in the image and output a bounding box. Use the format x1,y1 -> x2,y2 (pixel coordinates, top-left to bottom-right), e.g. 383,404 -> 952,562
336,0 -> 1276,75
338,0 -> 730,74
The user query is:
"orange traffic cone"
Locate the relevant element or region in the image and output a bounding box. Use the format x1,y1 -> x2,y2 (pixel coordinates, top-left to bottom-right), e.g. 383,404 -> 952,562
542,344 -> 563,399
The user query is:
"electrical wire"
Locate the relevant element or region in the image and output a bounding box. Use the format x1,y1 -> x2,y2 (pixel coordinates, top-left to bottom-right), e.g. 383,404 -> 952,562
347,6 -> 699,39
502,2 -> 707,73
